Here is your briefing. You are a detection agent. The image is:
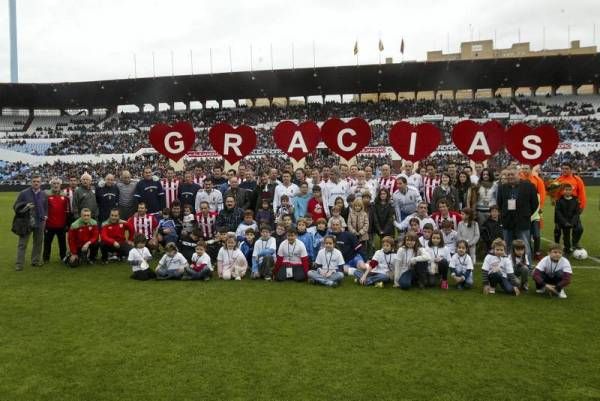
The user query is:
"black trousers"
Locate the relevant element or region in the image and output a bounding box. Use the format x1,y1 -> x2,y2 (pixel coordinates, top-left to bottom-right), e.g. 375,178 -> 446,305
43,227 -> 67,262
275,264 -> 306,282
68,243 -> 99,267
561,224 -> 584,251
100,242 -> 133,261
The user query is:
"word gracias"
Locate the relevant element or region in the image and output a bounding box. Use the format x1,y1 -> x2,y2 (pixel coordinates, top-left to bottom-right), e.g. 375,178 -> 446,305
148,118 -> 559,165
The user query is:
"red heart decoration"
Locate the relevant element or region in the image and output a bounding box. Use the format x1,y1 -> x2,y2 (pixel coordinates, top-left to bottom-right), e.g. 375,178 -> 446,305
148,121 -> 196,162
321,118 -> 371,160
451,120 -> 505,162
388,122 -> 442,162
505,123 -> 559,166
273,121 -> 321,161
208,123 -> 257,164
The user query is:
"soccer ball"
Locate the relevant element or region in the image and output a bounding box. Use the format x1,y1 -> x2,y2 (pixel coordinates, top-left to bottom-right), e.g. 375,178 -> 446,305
573,248 -> 588,260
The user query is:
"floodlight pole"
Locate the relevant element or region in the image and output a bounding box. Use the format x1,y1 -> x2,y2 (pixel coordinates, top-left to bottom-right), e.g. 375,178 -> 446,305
9,0 -> 18,83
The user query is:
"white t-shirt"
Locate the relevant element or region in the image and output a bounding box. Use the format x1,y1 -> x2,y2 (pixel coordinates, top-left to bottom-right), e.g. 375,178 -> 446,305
253,237 -> 277,263
217,247 -> 245,271
157,252 -> 188,272
449,253 -> 474,275
427,245 -> 451,275
370,249 -> 396,275
315,248 -> 345,275
277,239 -> 308,265
481,254 -> 513,278
273,183 -> 299,213
191,252 -> 213,271
535,256 -> 573,275
324,181 -> 350,208
127,247 -> 152,272
442,230 -> 458,254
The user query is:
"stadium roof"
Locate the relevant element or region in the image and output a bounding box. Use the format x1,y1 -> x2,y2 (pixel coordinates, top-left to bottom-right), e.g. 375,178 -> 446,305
1,53 -> 599,110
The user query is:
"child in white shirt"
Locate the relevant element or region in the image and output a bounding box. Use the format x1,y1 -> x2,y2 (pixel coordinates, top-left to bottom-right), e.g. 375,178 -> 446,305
481,238 -> 520,295
184,241 -> 213,281
449,240 -> 474,290
354,236 -> 395,287
217,233 -> 248,280
426,230 -> 451,289
308,235 -> 345,287
128,233 -> 155,281
155,242 -> 188,280
533,243 -> 573,299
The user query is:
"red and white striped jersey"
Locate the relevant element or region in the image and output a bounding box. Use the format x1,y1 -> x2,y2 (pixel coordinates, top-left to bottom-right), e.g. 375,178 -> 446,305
193,175 -> 206,187
161,179 -> 180,209
64,187 -> 76,210
195,212 -> 216,239
431,210 -> 462,230
378,177 -> 398,194
127,214 -> 158,240
423,176 -> 440,204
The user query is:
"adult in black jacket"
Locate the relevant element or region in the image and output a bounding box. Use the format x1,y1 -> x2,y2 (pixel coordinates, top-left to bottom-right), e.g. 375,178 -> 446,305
133,167 -> 165,214
496,167 -> 539,265
253,171 -> 278,213
224,177 -> 252,211
96,174 -> 120,224
371,188 -> 395,247
13,175 -> 48,270
178,172 -> 200,212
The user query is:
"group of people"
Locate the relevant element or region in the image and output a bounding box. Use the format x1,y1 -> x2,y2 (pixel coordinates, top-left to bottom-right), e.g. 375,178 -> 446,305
12,157 -> 584,299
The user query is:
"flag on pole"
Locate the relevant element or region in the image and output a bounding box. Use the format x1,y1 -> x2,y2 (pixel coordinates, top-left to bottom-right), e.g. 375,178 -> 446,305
378,39 -> 384,51
353,40 -> 359,55
400,38 -> 405,54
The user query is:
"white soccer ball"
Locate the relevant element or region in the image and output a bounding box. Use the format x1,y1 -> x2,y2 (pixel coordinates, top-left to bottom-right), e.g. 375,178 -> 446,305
573,248 -> 588,260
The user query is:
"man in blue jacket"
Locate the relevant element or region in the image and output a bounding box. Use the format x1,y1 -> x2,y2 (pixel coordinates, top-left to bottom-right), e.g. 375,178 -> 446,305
13,175 -> 48,270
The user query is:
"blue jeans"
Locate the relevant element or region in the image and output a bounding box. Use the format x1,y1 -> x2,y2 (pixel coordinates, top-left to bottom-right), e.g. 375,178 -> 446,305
307,270 -> 344,286
157,268 -> 183,279
353,270 -> 390,286
503,229 -> 532,268
454,270 -> 473,289
345,254 -> 365,270
186,268 -> 211,280
488,272 -> 514,294
398,270 -> 413,290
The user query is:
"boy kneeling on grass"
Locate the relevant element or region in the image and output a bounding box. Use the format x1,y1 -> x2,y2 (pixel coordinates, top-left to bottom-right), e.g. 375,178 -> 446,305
482,238 -> 520,296
308,235 -> 345,287
533,243 -> 572,299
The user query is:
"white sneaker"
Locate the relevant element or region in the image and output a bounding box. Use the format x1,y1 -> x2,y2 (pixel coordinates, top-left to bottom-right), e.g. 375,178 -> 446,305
234,276 -> 242,281
264,276 -> 271,281
374,282 -> 384,288
559,289 -> 568,299
536,288 -> 545,294
489,287 -> 496,294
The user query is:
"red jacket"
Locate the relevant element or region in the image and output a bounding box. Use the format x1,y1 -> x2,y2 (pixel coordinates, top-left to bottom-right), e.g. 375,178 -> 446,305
46,191 -> 70,229
307,197 -> 328,221
68,218 -> 99,255
100,219 -> 131,246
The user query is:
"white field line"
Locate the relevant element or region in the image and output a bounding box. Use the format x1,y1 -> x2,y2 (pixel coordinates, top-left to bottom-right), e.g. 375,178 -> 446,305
541,237 -> 600,267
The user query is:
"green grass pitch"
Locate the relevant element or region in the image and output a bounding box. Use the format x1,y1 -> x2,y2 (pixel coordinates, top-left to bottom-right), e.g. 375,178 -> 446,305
1,190 -> 599,401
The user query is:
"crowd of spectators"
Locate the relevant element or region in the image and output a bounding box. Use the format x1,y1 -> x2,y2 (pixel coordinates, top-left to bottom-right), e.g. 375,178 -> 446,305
2,147 -> 600,186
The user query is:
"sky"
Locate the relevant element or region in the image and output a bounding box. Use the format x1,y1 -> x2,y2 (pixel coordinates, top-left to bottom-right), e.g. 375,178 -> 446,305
0,0 -> 598,83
